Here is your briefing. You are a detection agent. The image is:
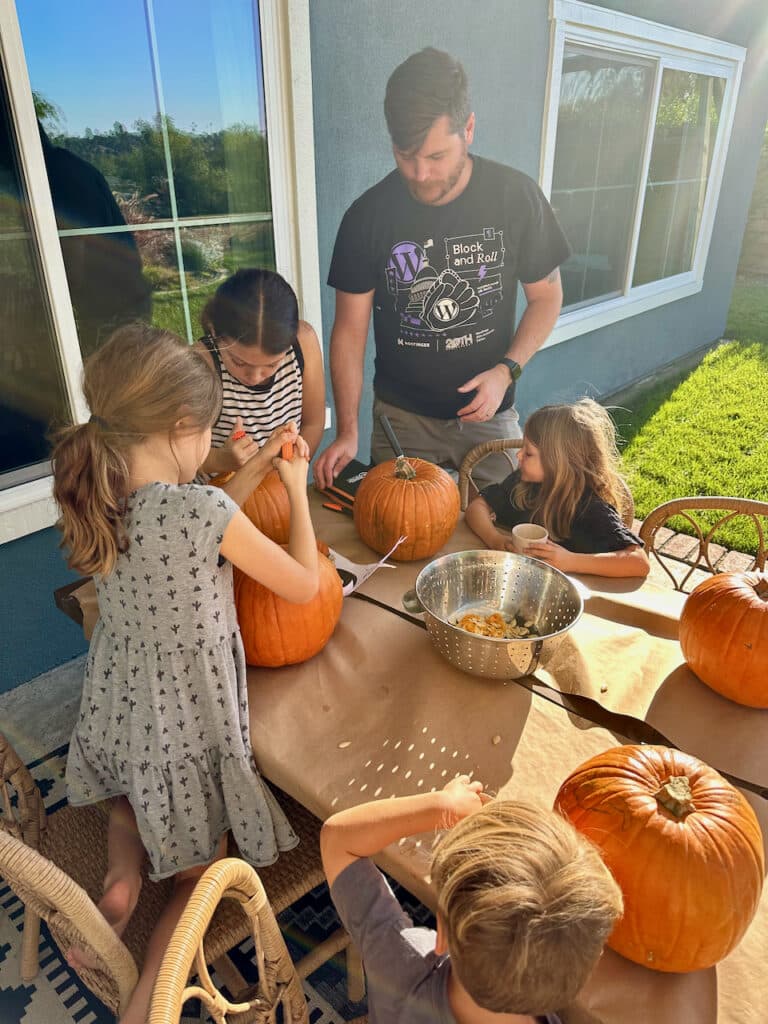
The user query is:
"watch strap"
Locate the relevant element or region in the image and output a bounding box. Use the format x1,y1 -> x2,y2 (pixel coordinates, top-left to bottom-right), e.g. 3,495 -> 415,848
499,357 -> 522,382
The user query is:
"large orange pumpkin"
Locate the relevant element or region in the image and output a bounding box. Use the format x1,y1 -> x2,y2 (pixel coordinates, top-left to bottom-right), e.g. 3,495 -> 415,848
679,571 -> 768,708
353,456 -> 460,562
554,745 -> 765,973
234,550 -> 343,667
211,470 -> 291,544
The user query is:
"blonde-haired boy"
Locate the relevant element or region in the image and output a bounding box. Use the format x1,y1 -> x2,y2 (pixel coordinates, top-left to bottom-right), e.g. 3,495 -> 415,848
321,777 -> 622,1024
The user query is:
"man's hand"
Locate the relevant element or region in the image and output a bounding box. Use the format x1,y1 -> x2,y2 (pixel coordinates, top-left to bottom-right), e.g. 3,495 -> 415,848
456,364 -> 512,422
314,433 -> 358,490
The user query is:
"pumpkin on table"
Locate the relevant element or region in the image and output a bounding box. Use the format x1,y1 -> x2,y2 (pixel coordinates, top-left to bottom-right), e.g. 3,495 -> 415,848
554,744 -> 764,973
353,455 -> 460,562
210,470 -> 291,544
235,546 -> 343,667
679,571 -> 768,708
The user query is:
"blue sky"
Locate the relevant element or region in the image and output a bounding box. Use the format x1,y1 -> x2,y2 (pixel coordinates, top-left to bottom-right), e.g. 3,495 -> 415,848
18,0 -> 266,136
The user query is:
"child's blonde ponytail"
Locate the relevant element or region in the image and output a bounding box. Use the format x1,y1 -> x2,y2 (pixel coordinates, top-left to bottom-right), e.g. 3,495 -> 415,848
52,323 -> 221,577
52,419 -> 130,576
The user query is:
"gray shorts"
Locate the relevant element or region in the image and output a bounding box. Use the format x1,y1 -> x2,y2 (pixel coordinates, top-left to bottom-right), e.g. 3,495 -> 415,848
371,396 -> 521,487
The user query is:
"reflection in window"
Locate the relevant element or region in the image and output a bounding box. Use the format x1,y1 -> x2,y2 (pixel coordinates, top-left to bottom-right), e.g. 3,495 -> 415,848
0,95 -> 69,484
170,222 -> 275,338
551,43 -> 727,311
633,70 -> 724,287
17,0 -> 274,348
552,45 -> 654,309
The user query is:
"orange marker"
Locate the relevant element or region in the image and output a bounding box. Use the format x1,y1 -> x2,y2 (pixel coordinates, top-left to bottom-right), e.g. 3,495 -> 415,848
281,441 -> 295,461
323,502 -> 352,516
231,429 -> 246,441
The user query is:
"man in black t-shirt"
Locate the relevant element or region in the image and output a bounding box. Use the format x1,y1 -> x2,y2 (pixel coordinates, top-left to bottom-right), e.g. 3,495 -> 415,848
314,48 -> 571,489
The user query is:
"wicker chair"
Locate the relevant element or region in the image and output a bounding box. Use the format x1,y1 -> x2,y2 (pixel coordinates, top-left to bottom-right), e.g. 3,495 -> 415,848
0,827 -> 140,1011
0,731 -> 363,1016
458,437 -> 636,527
149,858 -> 308,1024
639,496 -> 768,592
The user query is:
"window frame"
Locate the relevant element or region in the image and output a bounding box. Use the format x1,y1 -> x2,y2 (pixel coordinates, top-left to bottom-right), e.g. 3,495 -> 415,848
0,0 -> 321,544
540,0 -> 746,349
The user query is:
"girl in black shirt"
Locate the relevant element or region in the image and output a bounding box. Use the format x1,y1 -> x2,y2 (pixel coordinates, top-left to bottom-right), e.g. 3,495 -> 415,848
465,400 -> 649,578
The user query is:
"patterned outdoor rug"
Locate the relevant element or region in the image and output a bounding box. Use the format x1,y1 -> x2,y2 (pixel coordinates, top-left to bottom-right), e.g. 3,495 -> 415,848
0,744 -> 433,1023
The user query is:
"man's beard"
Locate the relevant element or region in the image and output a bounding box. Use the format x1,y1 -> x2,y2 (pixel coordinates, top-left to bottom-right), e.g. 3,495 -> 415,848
407,151 -> 468,205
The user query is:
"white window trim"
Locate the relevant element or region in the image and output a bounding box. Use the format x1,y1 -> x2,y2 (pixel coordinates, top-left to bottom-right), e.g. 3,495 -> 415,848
0,0 -> 321,544
541,0 -> 746,349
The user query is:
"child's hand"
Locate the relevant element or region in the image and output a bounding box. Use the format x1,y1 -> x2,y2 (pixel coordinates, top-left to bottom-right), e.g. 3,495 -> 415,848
441,775 -> 491,826
497,534 -> 518,554
274,441 -> 309,494
218,417 -> 258,470
526,538 -> 574,571
261,421 -> 300,464
292,434 -> 310,462
482,529 -> 516,553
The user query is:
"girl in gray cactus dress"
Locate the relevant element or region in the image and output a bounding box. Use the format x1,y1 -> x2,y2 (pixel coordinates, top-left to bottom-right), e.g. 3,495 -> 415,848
52,324 -> 319,1024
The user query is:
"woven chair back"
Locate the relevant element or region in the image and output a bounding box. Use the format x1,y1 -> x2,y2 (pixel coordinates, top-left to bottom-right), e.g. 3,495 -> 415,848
0,732 -> 46,848
0,827 -> 138,1012
458,438 -> 636,528
150,857 -> 308,1024
639,496 -> 768,592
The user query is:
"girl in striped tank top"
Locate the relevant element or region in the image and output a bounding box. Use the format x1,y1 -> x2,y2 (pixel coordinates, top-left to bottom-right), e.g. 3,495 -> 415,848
196,269 -> 325,503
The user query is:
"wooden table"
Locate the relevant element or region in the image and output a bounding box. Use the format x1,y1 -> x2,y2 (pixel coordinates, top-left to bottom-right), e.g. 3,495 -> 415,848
247,496 -> 768,1024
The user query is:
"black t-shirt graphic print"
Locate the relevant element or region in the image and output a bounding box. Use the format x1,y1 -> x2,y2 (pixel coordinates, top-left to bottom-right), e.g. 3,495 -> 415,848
329,157 -> 571,419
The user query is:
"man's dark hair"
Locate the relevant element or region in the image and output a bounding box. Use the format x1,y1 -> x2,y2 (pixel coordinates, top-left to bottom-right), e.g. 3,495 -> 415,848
384,48 -> 470,153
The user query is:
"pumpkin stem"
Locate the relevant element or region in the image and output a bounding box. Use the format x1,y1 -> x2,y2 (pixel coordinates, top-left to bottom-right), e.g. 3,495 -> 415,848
394,455 -> 417,481
755,577 -> 768,600
655,776 -> 696,819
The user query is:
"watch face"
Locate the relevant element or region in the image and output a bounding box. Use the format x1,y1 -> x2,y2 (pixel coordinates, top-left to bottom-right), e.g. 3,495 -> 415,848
504,359 -> 521,380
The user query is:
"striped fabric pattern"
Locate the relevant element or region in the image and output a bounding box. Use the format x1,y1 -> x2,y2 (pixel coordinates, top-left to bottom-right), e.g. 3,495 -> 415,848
204,337 -> 304,450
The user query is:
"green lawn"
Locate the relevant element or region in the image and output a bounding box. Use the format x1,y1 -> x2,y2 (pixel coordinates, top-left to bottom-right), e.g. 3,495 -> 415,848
616,279 -> 768,554
724,276 -> 768,342
152,279 -> 219,340
619,340 -> 768,553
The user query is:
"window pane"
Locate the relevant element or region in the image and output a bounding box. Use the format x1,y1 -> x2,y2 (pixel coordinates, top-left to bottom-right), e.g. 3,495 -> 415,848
178,221 -> 275,339
128,226 -> 181,335
633,70 -> 724,286
552,45 -> 654,309
153,0 -> 272,219
16,0 -> 274,351
0,92 -> 69,485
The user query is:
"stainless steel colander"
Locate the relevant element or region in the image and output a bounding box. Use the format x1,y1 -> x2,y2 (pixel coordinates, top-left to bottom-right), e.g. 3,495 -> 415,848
406,550 -> 583,679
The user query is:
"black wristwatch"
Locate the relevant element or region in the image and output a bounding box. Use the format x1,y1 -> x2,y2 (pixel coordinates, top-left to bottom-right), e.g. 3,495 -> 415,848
498,357 -> 522,383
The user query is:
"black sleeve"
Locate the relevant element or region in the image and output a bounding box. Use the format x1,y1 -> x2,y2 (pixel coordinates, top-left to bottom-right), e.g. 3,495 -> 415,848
571,496 -> 643,554
327,198 -> 377,293
478,471 -> 521,530
516,178 -> 572,285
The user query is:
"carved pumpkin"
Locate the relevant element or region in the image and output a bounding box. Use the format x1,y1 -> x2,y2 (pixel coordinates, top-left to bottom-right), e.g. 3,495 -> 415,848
211,470 -> 291,544
234,550 -> 343,667
353,456 -> 460,562
554,745 -> 765,973
679,572 -> 768,708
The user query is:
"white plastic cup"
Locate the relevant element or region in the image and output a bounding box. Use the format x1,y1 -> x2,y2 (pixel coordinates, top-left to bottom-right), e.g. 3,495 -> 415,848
511,523 -> 548,554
